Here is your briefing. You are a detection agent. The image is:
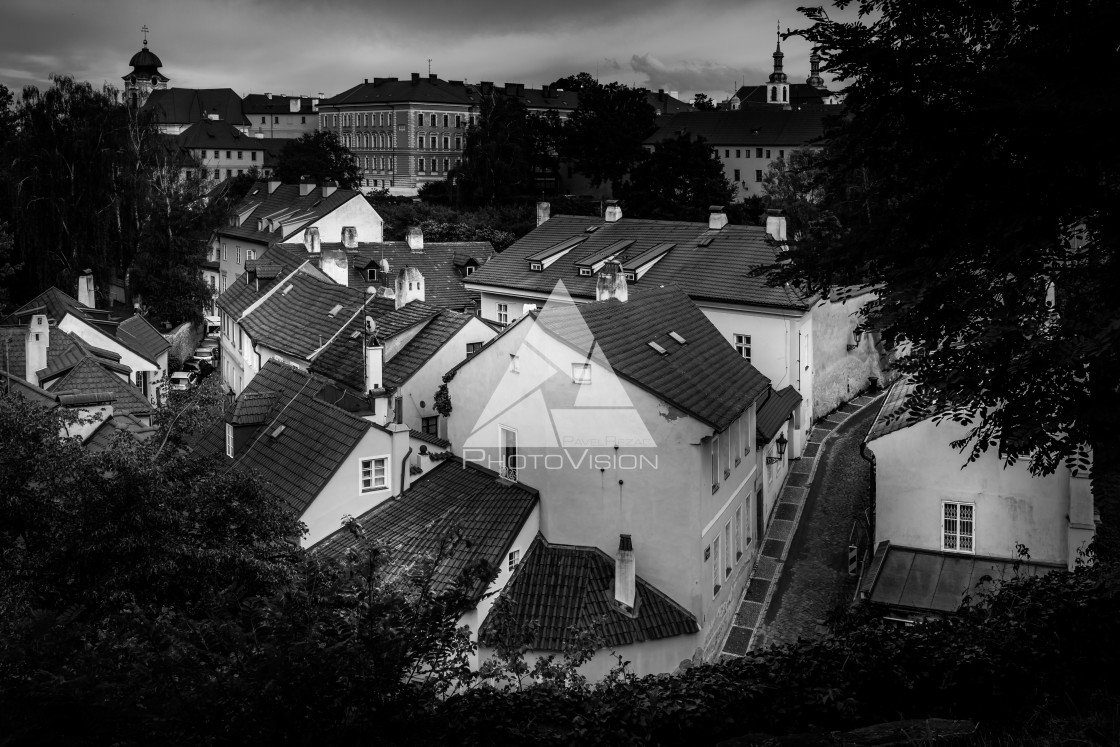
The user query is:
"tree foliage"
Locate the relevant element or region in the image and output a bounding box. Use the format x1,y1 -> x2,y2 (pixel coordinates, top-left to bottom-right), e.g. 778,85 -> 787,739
692,93 -> 718,111
273,130 -> 361,189
619,133 -> 735,221
759,0 -> 1120,553
558,81 -> 657,188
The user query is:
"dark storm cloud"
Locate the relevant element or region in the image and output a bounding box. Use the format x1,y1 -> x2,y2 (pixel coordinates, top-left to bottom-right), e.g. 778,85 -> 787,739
629,54 -> 766,96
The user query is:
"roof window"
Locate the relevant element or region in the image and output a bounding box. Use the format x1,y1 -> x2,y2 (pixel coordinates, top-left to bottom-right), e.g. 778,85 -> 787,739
327,304 -> 343,318
697,236 -> 714,247
579,267 -> 592,276
269,424 -> 286,440
669,331 -> 687,345
585,225 -> 601,233
530,262 -> 543,272
282,284 -> 294,295
647,341 -> 668,355
350,330 -> 362,339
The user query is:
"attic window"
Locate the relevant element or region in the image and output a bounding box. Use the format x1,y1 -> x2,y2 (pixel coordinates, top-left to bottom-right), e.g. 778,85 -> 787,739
251,189 -> 259,195
697,236 -> 714,247
465,266 -> 475,275
350,330 -> 362,339
269,424 -> 286,440
530,262 -> 543,272
623,272 -> 636,281
669,331 -> 687,345
282,284 -> 294,295
366,268 -> 378,281
578,267 -> 592,277
648,341 -> 668,355
327,304 -> 343,318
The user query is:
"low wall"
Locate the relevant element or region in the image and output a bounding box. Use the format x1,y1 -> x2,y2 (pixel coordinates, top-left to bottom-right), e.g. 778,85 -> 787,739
164,321 -> 204,370
811,293 -> 885,420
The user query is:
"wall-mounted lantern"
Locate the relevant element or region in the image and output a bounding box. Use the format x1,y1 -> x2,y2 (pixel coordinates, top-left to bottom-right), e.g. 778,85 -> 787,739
766,432 -> 788,464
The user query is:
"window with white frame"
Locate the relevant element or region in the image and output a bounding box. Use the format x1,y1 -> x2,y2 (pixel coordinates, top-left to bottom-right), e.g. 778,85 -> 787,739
236,246 -> 242,265
735,334 -> 751,361
500,426 -> 517,481
735,505 -> 744,560
507,549 -> 520,573
711,433 -> 720,490
496,303 -> 509,324
360,457 -> 388,492
572,362 -> 592,384
724,521 -> 732,578
942,501 -> 975,553
225,423 -> 234,458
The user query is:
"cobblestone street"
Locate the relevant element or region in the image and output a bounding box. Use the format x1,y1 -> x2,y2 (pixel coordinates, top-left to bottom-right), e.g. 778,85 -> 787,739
721,392 -> 883,656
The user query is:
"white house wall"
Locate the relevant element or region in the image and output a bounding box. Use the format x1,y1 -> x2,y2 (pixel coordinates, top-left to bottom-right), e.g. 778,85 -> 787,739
296,196 -> 384,248
871,418 -> 1074,566
810,293 -> 883,420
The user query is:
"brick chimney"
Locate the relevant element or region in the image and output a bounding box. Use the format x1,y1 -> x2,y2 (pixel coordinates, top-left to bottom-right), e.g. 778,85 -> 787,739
604,200 -> 622,223
321,246 -> 349,287
615,534 -> 635,608
766,209 -> 788,241
394,267 -> 425,309
24,314 -> 49,386
304,226 -> 321,253
536,201 -> 550,227
596,261 -> 628,303
406,226 -> 424,253
342,226 -> 358,249
708,205 -> 728,230
77,269 -> 96,308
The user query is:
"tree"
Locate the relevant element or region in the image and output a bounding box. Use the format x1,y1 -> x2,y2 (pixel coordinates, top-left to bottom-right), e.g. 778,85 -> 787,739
692,93 -> 718,111
558,81 -> 657,188
761,0 -> 1120,554
549,72 -> 597,93
453,92 -> 558,205
273,130 -> 361,189
618,133 -> 735,221
761,148 -> 828,235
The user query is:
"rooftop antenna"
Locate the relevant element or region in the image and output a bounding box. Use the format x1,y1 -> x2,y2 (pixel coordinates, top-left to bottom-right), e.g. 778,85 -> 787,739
141,24 -> 149,46
428,58 -> 432,75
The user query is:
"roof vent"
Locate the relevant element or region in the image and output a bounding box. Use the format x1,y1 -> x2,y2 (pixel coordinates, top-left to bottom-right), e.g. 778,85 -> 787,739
647,341 -> 668,355
669,331 -> 687,345
327,303 -> 343,318
282,284 -> 294,295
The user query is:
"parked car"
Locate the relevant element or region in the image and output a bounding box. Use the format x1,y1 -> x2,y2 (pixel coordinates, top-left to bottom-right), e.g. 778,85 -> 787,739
193,347 -> 216,365
170,371 -> 197,391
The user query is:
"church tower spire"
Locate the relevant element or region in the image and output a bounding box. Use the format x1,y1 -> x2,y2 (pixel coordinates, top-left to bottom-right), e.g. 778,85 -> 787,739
767,23 -> 790,106
806,47 -> 825,89
122,26 -> 168,108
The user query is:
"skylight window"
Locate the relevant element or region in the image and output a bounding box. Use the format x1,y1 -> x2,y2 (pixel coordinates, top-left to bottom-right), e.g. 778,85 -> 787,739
269,424 -> 286,439
669,331 -> 687,345
281,284 -> 294,295
350,330 -> 362,339
251,189 -> 259,195
327,304 -> 343,318
648,341 -> 668,355
585,225 -> 601,233
697,236 -> 714,247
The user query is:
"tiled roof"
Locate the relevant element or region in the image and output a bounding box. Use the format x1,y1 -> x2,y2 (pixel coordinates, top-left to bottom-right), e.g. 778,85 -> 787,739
116,315 -> 170,361
644,90 -> 694,115
51,357 -> 153,417
646,107 -> 836,147
865,379 -> 937,443
465,215 -> 808,311
310,460 -> 539,601
733,83 -> 837,108
36,328 -> 132,383
228,391 -> 278,425
193,360 -> 377,516
371,300 -> 442,338
534,285 -> 771,431
410,429 -> 451,449
756,385 -> 804,443
383,310 -> 473,388
0,327 -> 27,381
177,119 -> 274,151
323,76 -> 477,107
241,94 -> 317,115
0,371 -> 58,407
305,296 -> 397,392
216,182 -> 367,245
238,273 -> 377,360
283,240 -> 493,312
142,87 -> 249,126
479,534 -> 698,651
83,413 -> 157,451
216,274 -> 282,319
4,287 -> 90,324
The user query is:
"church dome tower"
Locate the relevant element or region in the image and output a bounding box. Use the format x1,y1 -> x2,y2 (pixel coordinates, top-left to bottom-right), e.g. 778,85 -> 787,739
122,26 -> 168,107
767,27 -> 790,106
806,48 -> 825,89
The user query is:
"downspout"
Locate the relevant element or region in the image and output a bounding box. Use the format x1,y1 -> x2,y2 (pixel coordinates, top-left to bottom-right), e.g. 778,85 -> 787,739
399,446 -> 413,497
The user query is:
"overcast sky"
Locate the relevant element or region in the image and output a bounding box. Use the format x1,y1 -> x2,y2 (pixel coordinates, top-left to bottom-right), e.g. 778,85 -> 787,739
0,0 -> 848,105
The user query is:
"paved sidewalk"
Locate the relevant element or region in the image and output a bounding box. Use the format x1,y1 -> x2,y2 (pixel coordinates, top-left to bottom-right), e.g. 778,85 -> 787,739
720,391 -> 884,657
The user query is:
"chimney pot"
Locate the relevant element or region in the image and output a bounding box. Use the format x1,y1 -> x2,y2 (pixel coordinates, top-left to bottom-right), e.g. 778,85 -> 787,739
406,226 -> 424,252
77,269 -> 96,308
604,200 -> 622,223
322,180 -> 338,198
304,226 -> 321,253
765,208 -> 788,242
365,331 -> 384,395
24,314 -> 49,386
341,226 -> 358,249
299,180 -> 315,196
615,534 -> 636,609
596,261 -> 628,303
394,267 -> 425,309
268,179 -> 282,194
411,72 -> 420,84
321,246 -> 349,287
536,201 -> 551,227
708,205 -> 728,230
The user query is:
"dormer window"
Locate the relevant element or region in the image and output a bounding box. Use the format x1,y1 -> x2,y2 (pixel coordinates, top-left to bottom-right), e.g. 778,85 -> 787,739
579,267 -> 592,276
623,272 -> 636,281
465,266 -> 475,275
530,262 -> 543,272
366,268 -> 378,281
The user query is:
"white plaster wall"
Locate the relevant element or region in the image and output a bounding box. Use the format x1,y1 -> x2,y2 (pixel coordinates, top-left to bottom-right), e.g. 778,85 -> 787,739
59,315 -> 159,377
479,631 -> 700,681
396,316 -> 497,433
872,418 -> 1071,565
476,289 -> 556,326
809,293 -> 882,420
297,196 -> 384,247
300,427 -> 400,547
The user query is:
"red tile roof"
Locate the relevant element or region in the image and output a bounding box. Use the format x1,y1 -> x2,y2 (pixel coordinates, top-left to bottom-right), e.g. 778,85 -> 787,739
533,285 -> 771,431
478,534 -> 698,651
310,460 -> 539,600
466,215 -> 808,311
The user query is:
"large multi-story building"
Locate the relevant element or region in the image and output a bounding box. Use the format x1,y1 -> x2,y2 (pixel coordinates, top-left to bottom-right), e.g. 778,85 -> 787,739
242,93 -> 320,139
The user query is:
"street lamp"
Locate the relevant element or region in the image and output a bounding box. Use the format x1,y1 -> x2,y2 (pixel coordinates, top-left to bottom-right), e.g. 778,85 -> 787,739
766,432 -> 788,464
